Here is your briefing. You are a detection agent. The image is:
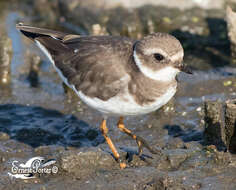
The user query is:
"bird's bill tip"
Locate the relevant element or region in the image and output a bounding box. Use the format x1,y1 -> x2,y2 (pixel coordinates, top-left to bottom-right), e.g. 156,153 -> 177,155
175,64 -> 193,74
181,65 -> 193,74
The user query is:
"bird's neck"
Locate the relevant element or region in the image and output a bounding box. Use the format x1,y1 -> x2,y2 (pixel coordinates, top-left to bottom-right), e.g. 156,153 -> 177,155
128,70 -> 177,105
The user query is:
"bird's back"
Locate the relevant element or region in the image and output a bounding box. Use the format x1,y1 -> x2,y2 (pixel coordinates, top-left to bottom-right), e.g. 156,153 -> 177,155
17,24 -> 135,100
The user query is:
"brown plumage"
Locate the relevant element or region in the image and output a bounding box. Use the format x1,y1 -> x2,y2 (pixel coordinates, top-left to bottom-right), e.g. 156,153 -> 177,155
16,23 -> 191,169
16,23 -> 179,105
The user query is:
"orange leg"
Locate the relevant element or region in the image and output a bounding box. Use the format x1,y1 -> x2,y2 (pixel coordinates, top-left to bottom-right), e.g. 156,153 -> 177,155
117,117 -> 161,156
100,119 -> 126,169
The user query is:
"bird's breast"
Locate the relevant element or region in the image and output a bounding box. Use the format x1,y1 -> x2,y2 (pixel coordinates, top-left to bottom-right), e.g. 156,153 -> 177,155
75,85 -> 177,116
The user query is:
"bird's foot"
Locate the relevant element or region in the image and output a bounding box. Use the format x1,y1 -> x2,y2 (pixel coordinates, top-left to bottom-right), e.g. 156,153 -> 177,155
135,136 -> 162,156
117,158 -> 127,169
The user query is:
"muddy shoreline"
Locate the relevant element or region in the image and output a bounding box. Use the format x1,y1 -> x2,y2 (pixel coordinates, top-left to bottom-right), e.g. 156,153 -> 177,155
0,1 -> 236,189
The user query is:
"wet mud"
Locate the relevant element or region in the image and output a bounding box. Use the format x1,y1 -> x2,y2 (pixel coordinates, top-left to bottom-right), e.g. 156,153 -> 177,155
0,1 -> 236,189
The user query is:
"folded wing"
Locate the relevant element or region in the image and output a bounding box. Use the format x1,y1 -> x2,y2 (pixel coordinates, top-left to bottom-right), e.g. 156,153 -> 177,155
16,23 -> 132,100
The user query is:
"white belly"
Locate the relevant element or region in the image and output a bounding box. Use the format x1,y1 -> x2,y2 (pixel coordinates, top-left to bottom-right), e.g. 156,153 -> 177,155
76,86 -> 176,116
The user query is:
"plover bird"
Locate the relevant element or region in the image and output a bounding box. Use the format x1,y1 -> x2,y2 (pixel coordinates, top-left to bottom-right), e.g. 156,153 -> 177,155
16,23 -> 192,169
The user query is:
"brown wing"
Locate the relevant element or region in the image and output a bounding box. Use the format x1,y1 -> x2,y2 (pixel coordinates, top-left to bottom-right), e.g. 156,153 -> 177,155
16,24 -> 133,100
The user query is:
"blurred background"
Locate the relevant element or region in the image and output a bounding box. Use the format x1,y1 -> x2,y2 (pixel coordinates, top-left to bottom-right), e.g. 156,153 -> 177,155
0,0 -> 235,189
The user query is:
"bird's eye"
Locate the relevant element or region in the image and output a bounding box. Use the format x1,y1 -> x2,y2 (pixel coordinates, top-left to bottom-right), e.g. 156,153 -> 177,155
154,53 -> 164,61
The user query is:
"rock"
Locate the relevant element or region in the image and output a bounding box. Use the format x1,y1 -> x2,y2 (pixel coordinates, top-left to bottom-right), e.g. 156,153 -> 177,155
225,99 -> 236,152
203,101 -> 226,150
212,149 -> 232,166
184,141 -> 202,150
151,174 -> 202,190
0,132 -> 10,141
166,149 -> 190,169
34,145 -> 65,155
58,147 -> 117,178
0,35 -> 12,85
205,145 -> 232,166
203,99 -> 236,152
165,137 -> 184,149
226,6 -> 236,60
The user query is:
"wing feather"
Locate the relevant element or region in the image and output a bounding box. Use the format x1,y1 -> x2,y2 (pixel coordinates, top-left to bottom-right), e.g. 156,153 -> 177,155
17,24 -> 133,100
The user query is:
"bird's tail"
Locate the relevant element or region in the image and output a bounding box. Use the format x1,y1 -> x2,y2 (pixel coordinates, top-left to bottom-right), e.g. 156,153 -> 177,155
16,23 -> 68,41
16,23 -> 83,56
16,23 -> 75,63
16,23 -> 78,87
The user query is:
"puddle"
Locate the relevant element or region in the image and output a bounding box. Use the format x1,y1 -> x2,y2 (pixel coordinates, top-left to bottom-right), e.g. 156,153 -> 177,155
0,104 -> 103,148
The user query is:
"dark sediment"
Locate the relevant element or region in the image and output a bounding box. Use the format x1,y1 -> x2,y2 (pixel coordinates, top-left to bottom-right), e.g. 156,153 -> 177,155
0,0 -> 235,189
226,99 -> 236,152
204,99 -> 236,153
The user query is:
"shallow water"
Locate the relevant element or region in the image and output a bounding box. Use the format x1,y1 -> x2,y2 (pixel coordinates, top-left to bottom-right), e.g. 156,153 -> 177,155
0,2 -> 236,189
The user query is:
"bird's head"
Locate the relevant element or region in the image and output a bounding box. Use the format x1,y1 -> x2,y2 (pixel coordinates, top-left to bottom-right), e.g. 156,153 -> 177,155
133,33 -> 192,82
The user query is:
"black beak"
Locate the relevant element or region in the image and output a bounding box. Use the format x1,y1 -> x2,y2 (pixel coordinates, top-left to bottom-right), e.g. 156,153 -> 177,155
175,64 -> 193,74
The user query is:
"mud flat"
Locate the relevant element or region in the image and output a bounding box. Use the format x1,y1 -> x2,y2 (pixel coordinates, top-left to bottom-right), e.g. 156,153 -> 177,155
0,0 -> 235,189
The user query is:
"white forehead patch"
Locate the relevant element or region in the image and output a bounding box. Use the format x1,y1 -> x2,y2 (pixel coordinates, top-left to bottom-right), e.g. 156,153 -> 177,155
133,50 -> 179,82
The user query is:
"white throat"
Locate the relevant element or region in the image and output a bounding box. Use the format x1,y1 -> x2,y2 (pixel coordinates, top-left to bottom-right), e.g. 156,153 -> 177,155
133,50 -> 179,82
